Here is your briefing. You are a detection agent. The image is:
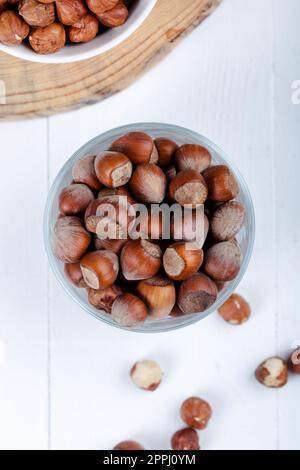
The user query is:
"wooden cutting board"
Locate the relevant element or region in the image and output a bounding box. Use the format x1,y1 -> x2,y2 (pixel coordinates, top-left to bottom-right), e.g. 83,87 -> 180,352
0,0 -> 222,120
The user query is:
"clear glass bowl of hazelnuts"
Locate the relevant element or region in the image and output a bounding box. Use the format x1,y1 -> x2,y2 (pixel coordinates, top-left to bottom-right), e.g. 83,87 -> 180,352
44,123 -> 255,333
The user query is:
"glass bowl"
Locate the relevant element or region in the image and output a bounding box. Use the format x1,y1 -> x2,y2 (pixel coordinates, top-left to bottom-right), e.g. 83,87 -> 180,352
44,123 -> 255,333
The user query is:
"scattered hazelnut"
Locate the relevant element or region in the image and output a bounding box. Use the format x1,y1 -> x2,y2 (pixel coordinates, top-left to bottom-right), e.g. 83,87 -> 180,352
19,0 -> 55,27
290,348 -> 300,374
175,144 -> 212,173
180,397 -> 212,430
178,273 -> 218,314
136,276 -> 176,319
64,262 -> 86,288
0,10 -> 29,46
72,154 -> 102,191
203,240 -> 242,282
255,357 -> 288,388
113,441 -> 144,450
210,201 -> 245,241
110,132 -> 158,165
68,13 -> 99,43
29,22 -> 66,54
129,164 -> 167,204
111,293 -> 148,327
59,183 -> 94,216
163,242 -> 204,281
88,284 -> 122,313
169,170 -> 208,207
56,0 -> 87,26
97,1 -> 128,28
171,428 -> 200,451
80,250 -> 119,289
52,216 -> 91,263
130,359 -> 163,391
203,165 -> 239,202
154,137 -> 178,168
121,240 -> 162,281
218,293 -> 251,325
87,0 -> 119,15
94,151 -> 132,188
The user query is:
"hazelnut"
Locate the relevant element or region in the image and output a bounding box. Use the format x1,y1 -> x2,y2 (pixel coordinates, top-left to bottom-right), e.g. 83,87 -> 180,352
97,1 -> 128,28
178,273 -> 218,314
110,132 -> 158,165
120,240 -> 162,281
210,201 -> 245,241
94,151 -> 132,188
136,276 -> 176,319
154,137 -> 178,167
169,170 -> 208,207
113,441 -> 144,450
19,0 -> 55,27
163,242 -> 204,281
218,293 -> 251,325
130,359 -> 163,391
203,165 -> 239,202
0,10 -> 30,46
87,0 -> 119,15
175,144 -> 212,173
64,262 -> 86,288
68,13 -> 99,43
129,164 -> 167,204
94,235 -> 127,254
56,0 -> 87,26
171,428 -> 200,451
59,183 -> 94,216
52,216 -> 91,263
111,293 -> 148,327
180,397 -> 212,430
290,347 -> 300,374
203,240 -> 242,282
171,210 -> 209,249
255,357 -> 288,388
72,155 -> 102,192
80,250 -> 119,289
88,284 -> 122,313
29,22 -> 66,54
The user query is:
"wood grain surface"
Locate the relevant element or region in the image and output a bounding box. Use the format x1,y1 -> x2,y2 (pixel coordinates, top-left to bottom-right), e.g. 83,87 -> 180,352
0,0 -> 221,120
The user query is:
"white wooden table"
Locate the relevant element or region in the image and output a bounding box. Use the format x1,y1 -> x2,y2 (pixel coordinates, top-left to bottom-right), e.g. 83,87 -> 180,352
0,0 -> 299,450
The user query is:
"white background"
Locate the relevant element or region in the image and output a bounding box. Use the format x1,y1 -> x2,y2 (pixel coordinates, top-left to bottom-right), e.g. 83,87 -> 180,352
0,0 -> 299,450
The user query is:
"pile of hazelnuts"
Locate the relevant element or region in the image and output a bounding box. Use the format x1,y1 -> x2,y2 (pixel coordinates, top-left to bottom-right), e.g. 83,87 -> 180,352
0,0 -> 133,54
52,130 -> 246,328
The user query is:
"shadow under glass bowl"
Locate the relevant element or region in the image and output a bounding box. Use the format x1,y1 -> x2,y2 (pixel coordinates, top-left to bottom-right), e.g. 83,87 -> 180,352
44,123 -> 255,333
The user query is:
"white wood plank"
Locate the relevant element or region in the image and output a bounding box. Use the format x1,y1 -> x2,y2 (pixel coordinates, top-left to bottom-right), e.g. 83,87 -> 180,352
273,0 -> 300,451
48,0 -> 278,450
0,119 -> 48,449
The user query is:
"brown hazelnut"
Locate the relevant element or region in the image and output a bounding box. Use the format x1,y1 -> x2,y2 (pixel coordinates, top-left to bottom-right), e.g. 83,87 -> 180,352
94,151 -> 132,188
136,276 -> 176,319
29,22 -> 66,54
111,293 -> 148,327
178,273 -> 218,314
56,0 -> 87,26
19,0 -> 55,27
218,293 -> 251,325
203,165 -> 239,202
80,250 -> 119,289
87,0 -> 119,15
59,183 -> 94,216
52,216 -> 91,263
169,170 -> 208,207
94,235 -> 127,254
64,262 -> 86,288
72,155 -> 102,192
163,242 -> 204,281
180,397 -> 212,430
290,347 -> 300,374
171,211 -> 209,249
130,164 -> 167,204
88,284 -> 122,313
113,441 -> 144,450
154,137 -> 178,167
130,359 -> 163,391
255,357 -> 288,388
110,132 -> 158,165
97,1 -> 128,28
171,428 -> 200,451
210,201 -> 245,241
68,13 -> 99,43
120,240 -> 162,281
203,240 -> 242,282
175,144 -> 212,173
0,10 -> 29,46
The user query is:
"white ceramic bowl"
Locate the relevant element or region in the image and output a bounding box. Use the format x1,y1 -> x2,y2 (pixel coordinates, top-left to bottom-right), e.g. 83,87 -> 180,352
0,0 -> 157,64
